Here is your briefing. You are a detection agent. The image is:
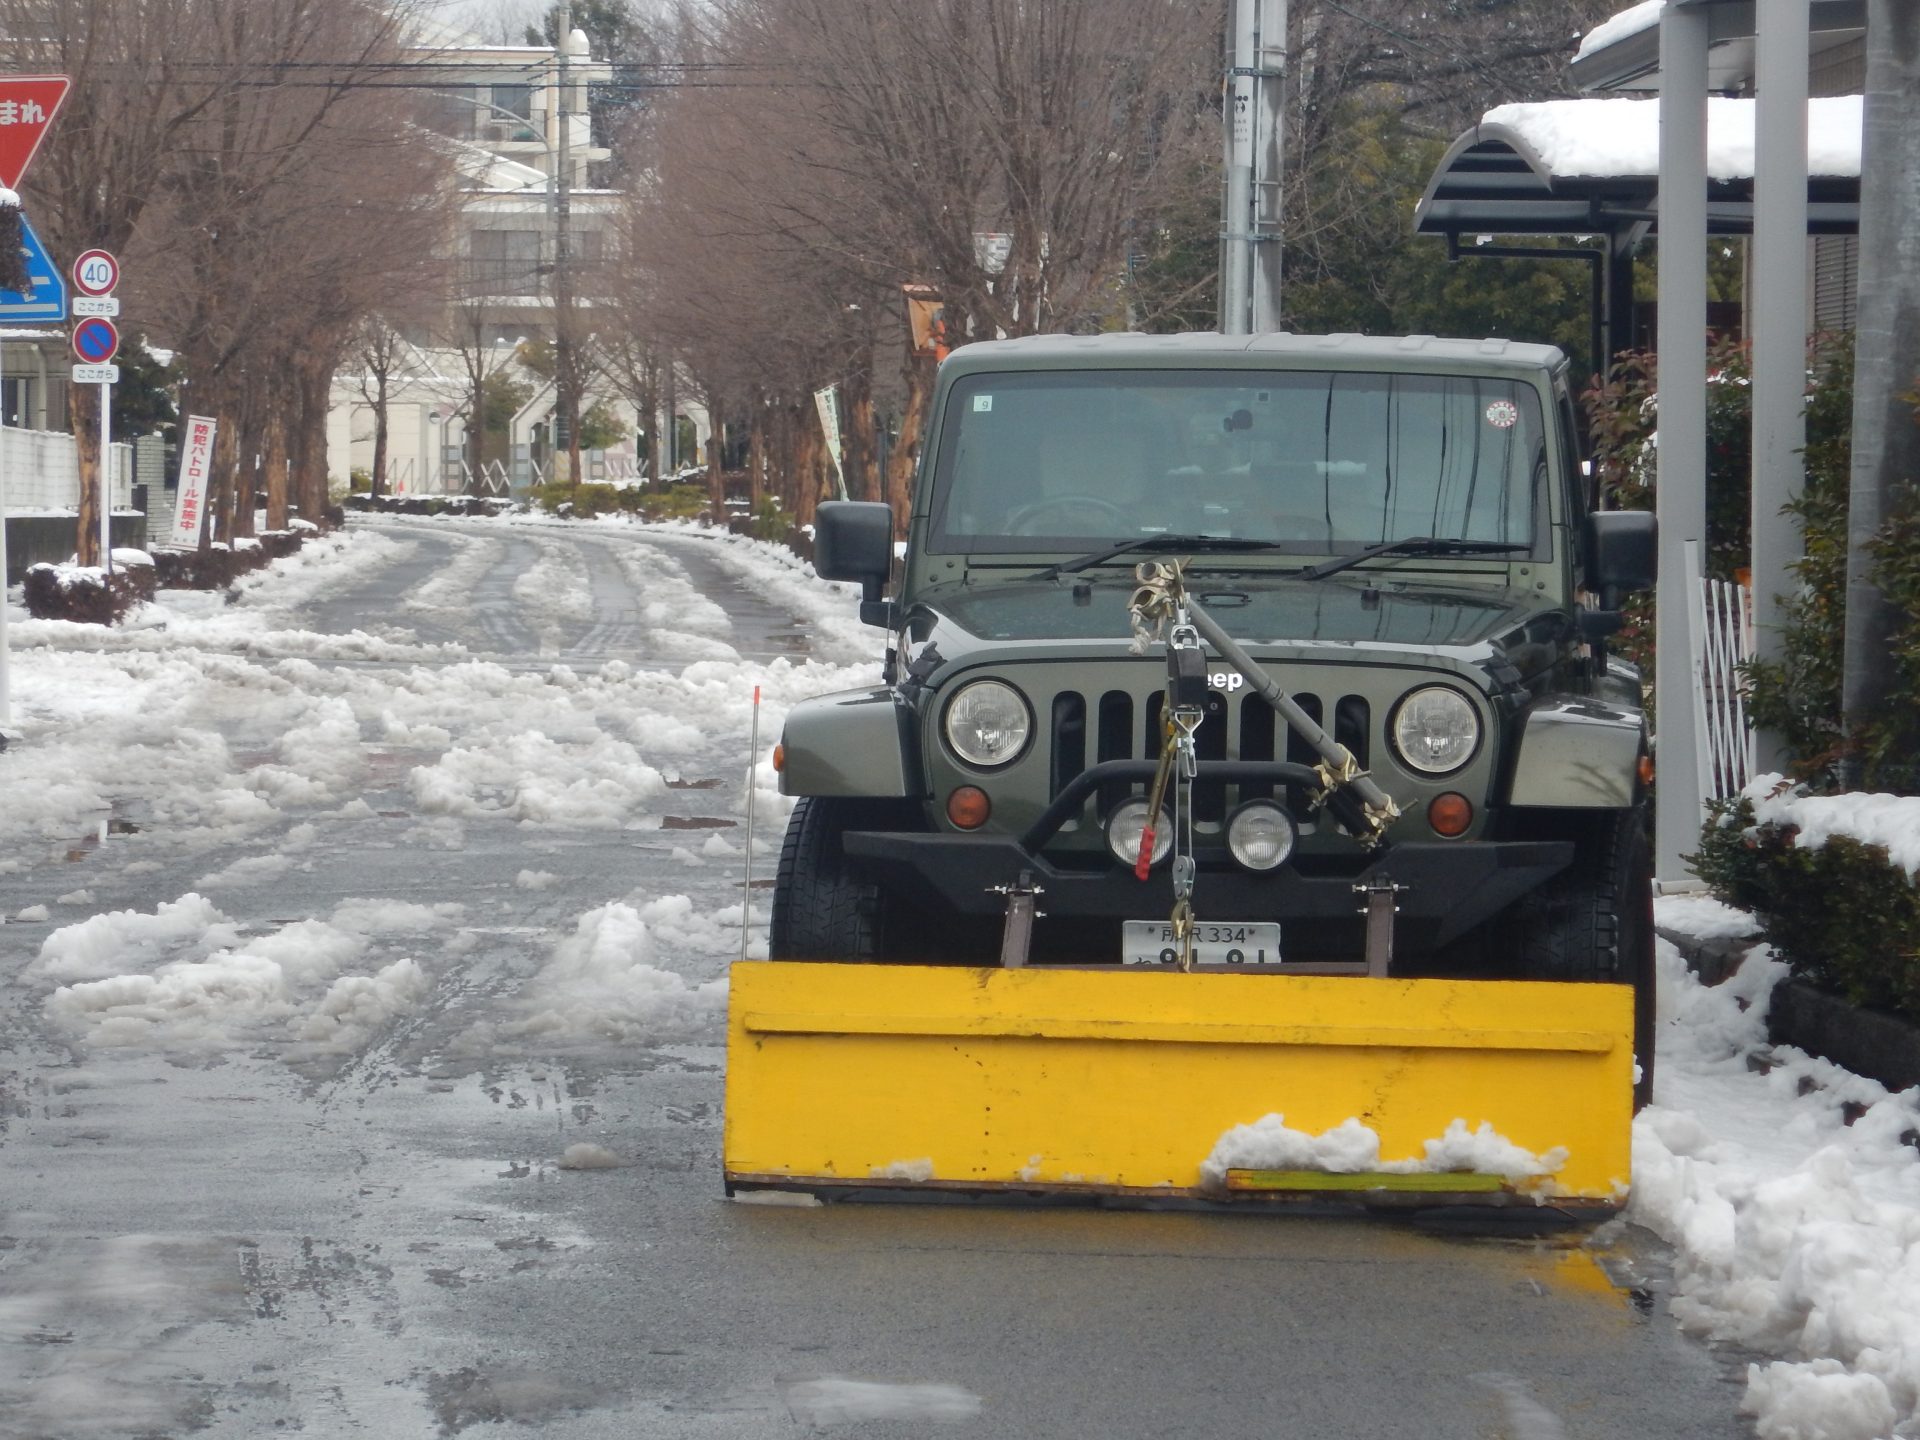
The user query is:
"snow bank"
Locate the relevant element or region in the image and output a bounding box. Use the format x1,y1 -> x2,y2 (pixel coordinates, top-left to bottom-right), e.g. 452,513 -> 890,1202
1632,935 -> 1920,1440
39,895 -> 458,1056
36,894 -> 242,982
467,898 -> 729,1052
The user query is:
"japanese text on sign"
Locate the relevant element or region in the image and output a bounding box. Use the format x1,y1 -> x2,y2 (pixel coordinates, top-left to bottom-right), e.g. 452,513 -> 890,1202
170,414 -> 217,546
0,101 -> 47,125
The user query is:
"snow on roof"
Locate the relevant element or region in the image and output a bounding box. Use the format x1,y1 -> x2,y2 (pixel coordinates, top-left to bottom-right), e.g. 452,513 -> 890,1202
1481,94 -> 1863,180
1574,0 -> 1665,63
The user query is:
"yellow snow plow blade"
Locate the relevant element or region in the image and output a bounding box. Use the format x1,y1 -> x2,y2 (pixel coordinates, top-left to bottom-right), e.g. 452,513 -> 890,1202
724,963 -> 1634,1209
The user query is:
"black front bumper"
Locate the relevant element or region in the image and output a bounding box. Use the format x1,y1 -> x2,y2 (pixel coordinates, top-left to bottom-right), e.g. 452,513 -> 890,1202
840,760 -> 1573,948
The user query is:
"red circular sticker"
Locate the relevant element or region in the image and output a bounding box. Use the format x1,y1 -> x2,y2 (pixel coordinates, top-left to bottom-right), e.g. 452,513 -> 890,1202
1484,399 -> 1519,430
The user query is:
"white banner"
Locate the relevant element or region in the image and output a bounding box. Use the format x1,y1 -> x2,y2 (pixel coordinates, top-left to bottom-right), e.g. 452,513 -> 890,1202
170,414 -> 216,547
813,385 -> 847,500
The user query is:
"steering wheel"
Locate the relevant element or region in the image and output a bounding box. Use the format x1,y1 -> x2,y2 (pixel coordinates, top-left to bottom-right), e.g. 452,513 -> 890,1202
1005,495 -> 1131,536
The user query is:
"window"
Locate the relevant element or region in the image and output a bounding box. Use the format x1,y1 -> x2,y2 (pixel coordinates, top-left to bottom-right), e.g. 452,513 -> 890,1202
929,368 -> 1551,556
1,376 -> 28,428
468,230 -> 544,298
490,83 -> 533,122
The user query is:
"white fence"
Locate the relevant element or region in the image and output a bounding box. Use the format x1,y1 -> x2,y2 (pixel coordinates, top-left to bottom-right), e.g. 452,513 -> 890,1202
0,426 -> 133,512
1685,538 -> 1757,813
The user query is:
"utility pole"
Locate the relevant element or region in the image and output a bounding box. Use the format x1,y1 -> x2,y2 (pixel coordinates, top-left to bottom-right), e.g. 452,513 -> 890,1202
554,3 -> 583,486
1219,0 -> 1286,335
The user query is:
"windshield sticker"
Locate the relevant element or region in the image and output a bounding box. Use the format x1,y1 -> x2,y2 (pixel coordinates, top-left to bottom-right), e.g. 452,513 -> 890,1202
1484,399 -> 1519,430
973,395 -> 993,412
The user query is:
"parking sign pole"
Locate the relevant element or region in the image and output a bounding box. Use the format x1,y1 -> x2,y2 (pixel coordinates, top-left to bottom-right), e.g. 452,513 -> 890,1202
1,330 -> 11,725
98,376 -> 111,575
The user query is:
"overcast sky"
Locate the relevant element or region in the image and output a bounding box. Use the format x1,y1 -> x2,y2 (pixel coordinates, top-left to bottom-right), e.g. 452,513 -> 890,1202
432,0 -> 548,44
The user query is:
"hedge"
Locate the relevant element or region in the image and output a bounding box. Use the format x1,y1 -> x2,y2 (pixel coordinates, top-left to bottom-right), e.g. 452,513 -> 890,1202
1694,794 -> 1920,1024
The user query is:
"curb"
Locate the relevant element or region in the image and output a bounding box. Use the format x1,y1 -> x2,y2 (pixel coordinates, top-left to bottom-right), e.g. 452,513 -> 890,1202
1657,924 -> 1920,1095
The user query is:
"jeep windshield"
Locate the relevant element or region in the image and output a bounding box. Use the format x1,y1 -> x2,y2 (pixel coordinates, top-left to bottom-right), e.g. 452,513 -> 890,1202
928,369 -> 1550,559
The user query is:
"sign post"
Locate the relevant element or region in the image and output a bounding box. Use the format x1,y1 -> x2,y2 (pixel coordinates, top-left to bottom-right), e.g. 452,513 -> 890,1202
0,73 -> 70,728
71,271 -> 118,575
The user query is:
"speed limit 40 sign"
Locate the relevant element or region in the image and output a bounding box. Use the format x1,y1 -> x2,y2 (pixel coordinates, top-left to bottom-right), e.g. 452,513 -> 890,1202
71,248 -> 118,297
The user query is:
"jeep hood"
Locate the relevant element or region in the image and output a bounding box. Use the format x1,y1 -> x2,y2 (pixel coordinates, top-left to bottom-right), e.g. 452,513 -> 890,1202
909,573 -> 1551,656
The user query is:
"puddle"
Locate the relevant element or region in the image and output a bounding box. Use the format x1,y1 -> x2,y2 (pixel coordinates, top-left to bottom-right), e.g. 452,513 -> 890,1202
666,778 -> 723,791
660,816 -> 737,831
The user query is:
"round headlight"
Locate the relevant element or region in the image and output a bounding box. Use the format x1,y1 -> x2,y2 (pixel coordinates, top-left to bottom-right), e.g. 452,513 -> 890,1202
1227,801 -> 1297,871
1106,797 -> 1172,868
943,679 -> 1032,768
1391,686 -> 1481,775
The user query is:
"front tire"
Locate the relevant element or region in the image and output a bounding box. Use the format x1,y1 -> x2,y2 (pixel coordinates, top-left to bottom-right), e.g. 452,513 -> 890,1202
768,796 -> 912,961
1502,805 -> 1657,1110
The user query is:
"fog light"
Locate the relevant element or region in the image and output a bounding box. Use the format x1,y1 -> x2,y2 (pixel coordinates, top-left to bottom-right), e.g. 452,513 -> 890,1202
1226,800 -> 1297,871
947,786 -> 991,829
1427,792 -> 1473,837
1106,797 -> 1171,869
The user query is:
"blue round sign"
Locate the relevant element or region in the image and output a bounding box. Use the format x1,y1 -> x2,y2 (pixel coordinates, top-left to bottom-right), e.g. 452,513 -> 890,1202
72,316 -> 117,363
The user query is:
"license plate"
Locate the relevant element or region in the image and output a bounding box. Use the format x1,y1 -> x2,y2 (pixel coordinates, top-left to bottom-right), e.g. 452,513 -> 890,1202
1121,920 -> 1283,967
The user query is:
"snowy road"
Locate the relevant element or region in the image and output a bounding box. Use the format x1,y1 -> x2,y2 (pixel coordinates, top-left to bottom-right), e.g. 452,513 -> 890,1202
0,517 -> 1755,1438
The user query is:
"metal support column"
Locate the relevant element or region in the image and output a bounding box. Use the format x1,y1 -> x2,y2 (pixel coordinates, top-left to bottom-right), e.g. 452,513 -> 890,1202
1655,5 -> 1711,888
1751,0 -> 1811,775
1841,0 -> 1920,779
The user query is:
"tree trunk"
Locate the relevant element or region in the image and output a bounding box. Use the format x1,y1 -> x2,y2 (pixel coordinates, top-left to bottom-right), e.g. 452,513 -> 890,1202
748,396 -> 766,515
209,410 -> 239,547
843,366 -> 879,503
295,356 -> 333,525
644,374 -> 661,483
707,409 -> 726,519
885,349 -> 936,535
264,411 -> 291,532
71,380 -> 102,566
370,367 -> 390,500
231,392 -> 258,540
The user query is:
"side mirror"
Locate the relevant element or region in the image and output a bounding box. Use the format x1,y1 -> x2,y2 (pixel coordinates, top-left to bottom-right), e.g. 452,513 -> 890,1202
1586,510 -> 1657,596
814,500 -> 895,626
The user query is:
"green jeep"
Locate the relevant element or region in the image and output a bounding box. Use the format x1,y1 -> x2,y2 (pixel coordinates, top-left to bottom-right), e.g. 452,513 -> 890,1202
769,333 -> 1657,1061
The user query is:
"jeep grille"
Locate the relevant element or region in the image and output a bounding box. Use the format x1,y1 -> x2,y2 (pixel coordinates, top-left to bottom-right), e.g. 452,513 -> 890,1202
1045,684 -> 1371,828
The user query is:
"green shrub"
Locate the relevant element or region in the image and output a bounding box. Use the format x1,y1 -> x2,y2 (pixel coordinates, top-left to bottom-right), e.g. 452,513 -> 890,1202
636,483 -> 710,522
1695,796 -> 1920,1019
750,496 -> 792,542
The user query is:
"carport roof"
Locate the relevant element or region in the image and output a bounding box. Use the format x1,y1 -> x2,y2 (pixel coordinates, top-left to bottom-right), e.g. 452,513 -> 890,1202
1413,96 -> 1862,242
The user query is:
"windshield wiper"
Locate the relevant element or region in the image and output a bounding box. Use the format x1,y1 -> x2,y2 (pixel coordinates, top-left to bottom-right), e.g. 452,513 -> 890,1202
1297,537 -> 1531,582
1032,534 -> 1283,582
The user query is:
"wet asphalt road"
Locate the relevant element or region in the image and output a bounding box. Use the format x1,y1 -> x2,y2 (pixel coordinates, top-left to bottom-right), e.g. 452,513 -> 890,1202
0,518 -> 1757,1438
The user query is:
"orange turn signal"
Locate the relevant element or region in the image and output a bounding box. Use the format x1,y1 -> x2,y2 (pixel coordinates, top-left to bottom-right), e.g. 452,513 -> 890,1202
1428,792 -> 1474,838
1638,754 -> 1655,787
947,786 -> 991,830
772,743 -> 785,773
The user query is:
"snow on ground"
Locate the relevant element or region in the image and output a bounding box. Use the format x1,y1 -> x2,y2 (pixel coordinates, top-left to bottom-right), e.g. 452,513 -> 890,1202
3,518 -> 873,1083
1638,902 -> 1920,1440
17,512 -> 1920,1439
